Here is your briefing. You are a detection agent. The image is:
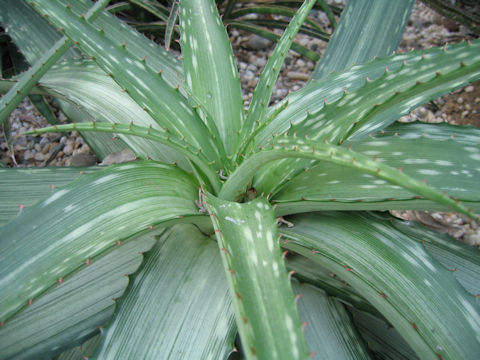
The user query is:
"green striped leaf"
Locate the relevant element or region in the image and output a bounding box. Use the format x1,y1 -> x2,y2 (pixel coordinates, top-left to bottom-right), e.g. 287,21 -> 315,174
29,0 -> 224,174
0,161 -> 203,323
220,136 -> 477,220
239,0 -> 317,157
271,122 -> 480,213
292,280 -> 370,360
204,194 -> 309,359
350,308 -> 418,360
94,224 -> 236,359
311,0 -> 414,80
28,121 -> 219,190
0,0 -> 110,126
0,232 -> 156,360
57,335 -> 101,360
179,0 -> 244,157
287,255 -> 376,315
390,215 -> 480,296
37,59 -> 191,168
280,212 -> 480,360
291,40 -> 480,144
0,166 -> 100,227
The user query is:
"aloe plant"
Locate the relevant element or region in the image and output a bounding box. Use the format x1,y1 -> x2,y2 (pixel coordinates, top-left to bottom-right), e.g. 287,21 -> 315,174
1,0 -> 480,359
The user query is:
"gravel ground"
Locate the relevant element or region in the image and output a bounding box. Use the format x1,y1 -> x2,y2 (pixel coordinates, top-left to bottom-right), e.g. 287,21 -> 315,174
1,1 -> 479,244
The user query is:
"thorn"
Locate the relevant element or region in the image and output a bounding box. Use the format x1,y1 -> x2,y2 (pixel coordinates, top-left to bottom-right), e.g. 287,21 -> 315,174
235,292 -> 242,299
58,278 -> 63,284
141,56 -> 147,62
288,270 -> 296,280
311,249 -> 320,254
242,316 -> 248,324
302,321 -> 309,330
28,299 -> 33,306
345,267 -> 352,272
411,322 -> 418,330
221,247 -> 229,255
228,268 -> 235,275
282,250 -> 289,259
116,240 -> 122,246
295,294 -> 302,303
85,259 -> 91,265
99,27 -> 104,32
380,292 -> 387,298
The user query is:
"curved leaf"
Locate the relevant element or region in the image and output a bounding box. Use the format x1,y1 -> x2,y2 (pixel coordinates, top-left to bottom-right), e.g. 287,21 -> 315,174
0,166 -> 100,227
272,122 -> 480,212
94,224 -> 236,359
0,161 -> 203,323
38,59 -> 191,169
220,136 -> 477,221
0,232 -> 156,360
29,121 -> 219,190
0,0 -> 109,126
280,212 -> 480,360
250,40 -> 480,196
29,0 -> 224,174
239,0 -> 317,156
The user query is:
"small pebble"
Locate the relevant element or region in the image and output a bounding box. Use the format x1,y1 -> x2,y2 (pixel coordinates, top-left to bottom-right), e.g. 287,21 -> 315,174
465,85 -> 474,93
34,153 -> 44,161
246,35 -> 272,50
70,153 -> 97,167
63,145 -> 73,155
24,150 -> 34,160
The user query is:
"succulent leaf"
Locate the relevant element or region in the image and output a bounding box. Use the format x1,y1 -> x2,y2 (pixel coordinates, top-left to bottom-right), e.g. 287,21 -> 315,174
271,122 -> 480,213
28,0 -> 224,172
0,166 -> 101,227
252,40 -> 480,195
312,0 -> 414,80
27,120 -> 221,191
204,193 -> 310,360
94,224 -> 236,359
0,0 -> 110,126
179,0 -> 244,157
0,162 -> 203,323
239,0 -> 317,156
221,135 -> 478,221
292,280 -> 371,360
281,212 -> 480,360
0,232 -> 156,360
